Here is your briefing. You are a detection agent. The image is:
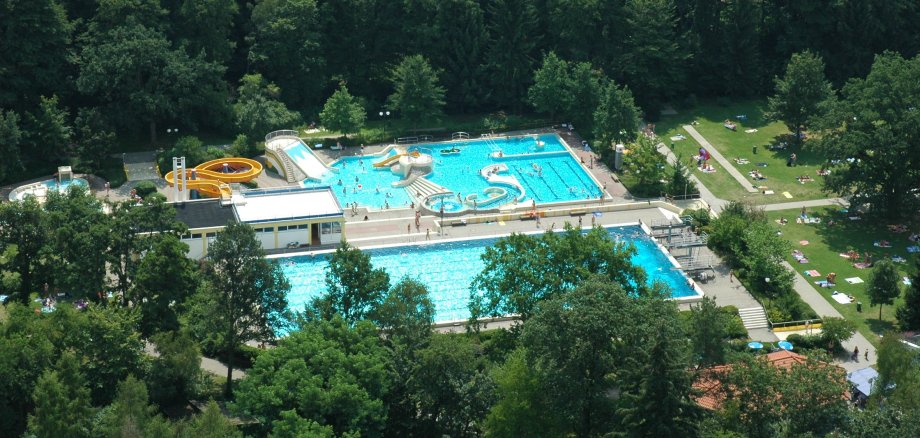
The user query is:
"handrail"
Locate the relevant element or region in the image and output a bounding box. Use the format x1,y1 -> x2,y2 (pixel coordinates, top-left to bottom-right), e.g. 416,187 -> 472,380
265,130 -> 299,142
452,132 -> 469,140
770,318 -> 823,329
397,136 -> 419,144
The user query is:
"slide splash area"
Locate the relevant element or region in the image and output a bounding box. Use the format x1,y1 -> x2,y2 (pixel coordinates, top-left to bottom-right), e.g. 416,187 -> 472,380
164,157 -> 263,198
373,151 -> 420,168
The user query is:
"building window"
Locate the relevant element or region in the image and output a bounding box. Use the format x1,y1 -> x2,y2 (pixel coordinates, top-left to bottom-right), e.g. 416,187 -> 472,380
298,224 -> 310,230
205,232 -> 216,238
191,233 -> 202,239
320,222 -> 342,235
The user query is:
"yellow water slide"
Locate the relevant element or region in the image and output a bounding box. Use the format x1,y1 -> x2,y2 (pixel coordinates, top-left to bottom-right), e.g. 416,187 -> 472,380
164,157 -> 263,198
373,151 -> 420,168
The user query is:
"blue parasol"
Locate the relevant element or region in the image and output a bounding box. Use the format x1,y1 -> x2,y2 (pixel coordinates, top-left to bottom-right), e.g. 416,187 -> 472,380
778,341 -> 794,350
747,341 -> 764,350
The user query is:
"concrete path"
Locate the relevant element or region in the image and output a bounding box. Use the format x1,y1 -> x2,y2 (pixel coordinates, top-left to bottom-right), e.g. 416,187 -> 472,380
683,125 -> 759,193
761,197 -> 849,212
783,261 -> 876,371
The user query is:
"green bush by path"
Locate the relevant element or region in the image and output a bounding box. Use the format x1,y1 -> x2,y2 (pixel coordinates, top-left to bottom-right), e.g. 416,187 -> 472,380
765,207 -> 918,346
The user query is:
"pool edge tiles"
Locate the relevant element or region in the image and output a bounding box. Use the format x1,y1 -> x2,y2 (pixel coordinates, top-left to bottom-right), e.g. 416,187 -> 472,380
275,223 -> 703,324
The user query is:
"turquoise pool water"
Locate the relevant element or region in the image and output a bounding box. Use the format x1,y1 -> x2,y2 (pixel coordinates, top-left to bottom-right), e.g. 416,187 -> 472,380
279,225 -> 697,323
301,134 -> 599,210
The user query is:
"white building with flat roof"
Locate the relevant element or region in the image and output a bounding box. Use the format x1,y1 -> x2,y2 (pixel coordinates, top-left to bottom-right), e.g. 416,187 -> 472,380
171,187 -> 344,259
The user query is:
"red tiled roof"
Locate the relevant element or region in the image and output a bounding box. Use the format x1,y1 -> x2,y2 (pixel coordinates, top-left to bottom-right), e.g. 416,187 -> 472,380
691,350 -> 829,410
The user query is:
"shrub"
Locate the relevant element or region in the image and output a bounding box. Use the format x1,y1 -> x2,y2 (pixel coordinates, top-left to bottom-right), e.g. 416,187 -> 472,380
133,181 -> 158,198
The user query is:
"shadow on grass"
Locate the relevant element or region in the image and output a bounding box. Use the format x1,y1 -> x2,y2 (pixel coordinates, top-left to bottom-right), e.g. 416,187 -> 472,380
867,317 -> 897,335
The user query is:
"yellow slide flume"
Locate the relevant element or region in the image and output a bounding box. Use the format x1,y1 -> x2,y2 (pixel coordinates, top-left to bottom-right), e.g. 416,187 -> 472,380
373,151 -> 420,168
164,157 -> 263,198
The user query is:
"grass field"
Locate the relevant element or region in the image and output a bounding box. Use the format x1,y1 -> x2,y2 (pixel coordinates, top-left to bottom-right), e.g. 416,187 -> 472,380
765,207 -> 918,346
656,100 -> 832,203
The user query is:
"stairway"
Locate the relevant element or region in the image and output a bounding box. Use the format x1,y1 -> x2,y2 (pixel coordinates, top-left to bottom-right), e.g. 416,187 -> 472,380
738,307 -> 770,330
407,178 -> 449,202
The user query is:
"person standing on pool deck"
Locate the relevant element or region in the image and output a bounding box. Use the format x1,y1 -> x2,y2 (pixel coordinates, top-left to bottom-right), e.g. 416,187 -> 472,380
426,228 -> 430,240
408,223 -> 411,234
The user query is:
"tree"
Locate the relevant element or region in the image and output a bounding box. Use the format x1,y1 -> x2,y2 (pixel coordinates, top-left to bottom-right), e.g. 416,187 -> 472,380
26,352 -> 94,438
617,310 -> 697,437
485,0 -> 540,112
470,226 -> 645,322
567,61 -> 603,132
374,277 -> 435,347
182,400 -> 243,438
319,84 -> 366,137
874,334 -> 920,410
73,107 -> 116,174
719,352 -> 849,437
315,240 -> 390,324
593,81 -> 640,156
0,0 -> 71,110
77,23 -> 227,144
233,317 -> 391,437
520,276 -> 632,436
811,52 -> 920,217
269,410 -> 335,438
191,222 -> 290,396
388,55 -> 446,130
0,109 -> 23,182
618,0 -> 688,117
688,297 -> 729,367
527,52 -> 572,118
667,154 -> 698,198
131,235 -> 199,336
433,0 -> 489,112
94,376 -> 162,438
43,186 -> 110,301
867,259 -> 901,320
0,197 -> 47,303
147,331 -> 202,407
485,348 -> 564,437
23,95 -> 71,161
624,134 -> 667,189
233,74 -> 300,142
410,334 -> 495,437
819,317 -> 856,350
171,0 -> 238,64
248,0 -> 325,110
897,258 -> 920,330
767,51 -> 835,145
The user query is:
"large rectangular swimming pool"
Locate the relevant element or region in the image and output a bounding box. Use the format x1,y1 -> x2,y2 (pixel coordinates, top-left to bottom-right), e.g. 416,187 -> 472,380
277,225 -> 698,323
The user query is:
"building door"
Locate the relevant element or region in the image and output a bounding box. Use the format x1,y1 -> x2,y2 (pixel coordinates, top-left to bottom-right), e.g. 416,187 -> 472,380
311,223 -> 320,245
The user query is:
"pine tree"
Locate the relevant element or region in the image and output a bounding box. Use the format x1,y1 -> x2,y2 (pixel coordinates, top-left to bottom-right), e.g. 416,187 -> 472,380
27,352 -> 94,438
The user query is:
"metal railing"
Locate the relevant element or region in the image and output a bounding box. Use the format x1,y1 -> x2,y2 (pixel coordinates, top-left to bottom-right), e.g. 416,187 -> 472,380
452,132 -> 470,140
770,318 -> 823,331
265,130 -> 300,142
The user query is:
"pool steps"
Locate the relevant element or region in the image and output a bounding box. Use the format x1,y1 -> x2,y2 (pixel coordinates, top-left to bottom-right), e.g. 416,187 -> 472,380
407,177 -> 450,203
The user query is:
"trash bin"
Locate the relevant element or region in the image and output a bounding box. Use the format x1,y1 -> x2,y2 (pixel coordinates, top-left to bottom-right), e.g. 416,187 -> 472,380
753,145 -> 758,154
857,302 -> 862,312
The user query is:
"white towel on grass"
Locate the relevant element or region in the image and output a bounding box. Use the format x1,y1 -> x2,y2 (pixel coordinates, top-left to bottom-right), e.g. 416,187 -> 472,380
845,277 -> 864,284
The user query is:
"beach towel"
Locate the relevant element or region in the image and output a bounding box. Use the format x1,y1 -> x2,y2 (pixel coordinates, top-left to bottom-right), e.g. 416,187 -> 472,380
831,292 -> 853,304
763,190 -> 775,195
853,262 -> 871,269
797,258 -> 809,264
799,240 -> 810,246
907,246 -> 920,253
804,269 -> 821,277
756,162 -> 768,167
904,277 -> 913,286
815,280 -> 834,288
783,191 -> 793,198
745,128 -> 758,133
892,255 -> 906,263
845,277 -> 864,284
873,241 -> 892,248
670,135 -> 686,141
839,253 -> 852,258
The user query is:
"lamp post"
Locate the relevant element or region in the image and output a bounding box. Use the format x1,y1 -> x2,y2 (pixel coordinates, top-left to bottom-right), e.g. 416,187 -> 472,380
166,128 -> 179,146
379,111 -> 391,140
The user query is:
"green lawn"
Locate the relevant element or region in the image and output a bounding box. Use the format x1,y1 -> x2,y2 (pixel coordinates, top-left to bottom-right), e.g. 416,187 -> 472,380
656,100 -> 832,203
765,207 -> 918,346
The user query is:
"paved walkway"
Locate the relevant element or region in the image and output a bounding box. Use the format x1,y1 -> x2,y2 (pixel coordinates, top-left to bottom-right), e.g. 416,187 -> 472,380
683,125 -> 758,193
674,128 -> 871,368
783,261 -> 876,370
761,197 -> 848,212
144,342 -> 246,380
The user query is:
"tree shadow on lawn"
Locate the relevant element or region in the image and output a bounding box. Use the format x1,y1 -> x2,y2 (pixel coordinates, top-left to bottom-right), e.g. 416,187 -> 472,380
867,317 -> 897,335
